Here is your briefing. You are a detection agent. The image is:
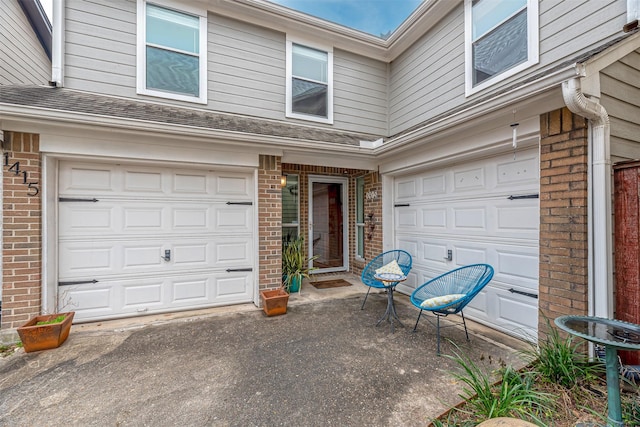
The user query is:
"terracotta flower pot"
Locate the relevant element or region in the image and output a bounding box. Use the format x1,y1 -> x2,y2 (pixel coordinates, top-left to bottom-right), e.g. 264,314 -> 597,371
17,312 -> 75,353
260,288 -> 289,316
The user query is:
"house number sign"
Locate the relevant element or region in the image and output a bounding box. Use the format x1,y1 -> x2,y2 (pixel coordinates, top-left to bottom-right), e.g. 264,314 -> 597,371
3,152 -> 39,196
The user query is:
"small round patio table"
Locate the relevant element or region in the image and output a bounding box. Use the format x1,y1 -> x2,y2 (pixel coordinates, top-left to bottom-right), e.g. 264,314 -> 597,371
373,272 -> 407,333
555,315 -> 640,427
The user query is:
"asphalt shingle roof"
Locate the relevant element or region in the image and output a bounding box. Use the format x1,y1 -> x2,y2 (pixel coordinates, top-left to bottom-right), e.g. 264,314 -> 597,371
0,85 -> 381,146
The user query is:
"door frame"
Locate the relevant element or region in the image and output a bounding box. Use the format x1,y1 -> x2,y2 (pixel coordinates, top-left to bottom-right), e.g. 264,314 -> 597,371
308,175 -> 349,273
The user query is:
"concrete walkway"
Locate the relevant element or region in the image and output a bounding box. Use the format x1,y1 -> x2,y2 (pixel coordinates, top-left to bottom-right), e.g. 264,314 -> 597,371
0,277 -> 528,426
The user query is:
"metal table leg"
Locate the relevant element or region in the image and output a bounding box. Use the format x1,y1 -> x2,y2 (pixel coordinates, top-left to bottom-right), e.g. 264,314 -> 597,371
376,286 -> 404,332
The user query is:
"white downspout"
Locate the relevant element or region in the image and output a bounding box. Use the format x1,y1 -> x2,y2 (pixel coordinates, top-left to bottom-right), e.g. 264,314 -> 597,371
51,0 -> 65,86
562,78 -> 612,319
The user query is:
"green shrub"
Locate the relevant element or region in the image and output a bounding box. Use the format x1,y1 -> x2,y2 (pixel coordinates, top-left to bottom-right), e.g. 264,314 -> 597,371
447,346 -> 552,423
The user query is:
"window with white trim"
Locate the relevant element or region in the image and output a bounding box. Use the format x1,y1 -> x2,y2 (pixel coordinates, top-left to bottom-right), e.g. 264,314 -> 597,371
465,0 -> 538,96
137,0 -> 207,103
286,41 -> 333,124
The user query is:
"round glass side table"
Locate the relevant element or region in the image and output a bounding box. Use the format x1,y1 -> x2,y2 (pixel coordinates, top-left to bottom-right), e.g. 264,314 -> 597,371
555,315 -> 640,427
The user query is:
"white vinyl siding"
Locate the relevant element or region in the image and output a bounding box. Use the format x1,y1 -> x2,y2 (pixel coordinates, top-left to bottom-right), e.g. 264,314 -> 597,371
136,0 -> 207,103
286,40 -> 333,124
0,0 -> 50,85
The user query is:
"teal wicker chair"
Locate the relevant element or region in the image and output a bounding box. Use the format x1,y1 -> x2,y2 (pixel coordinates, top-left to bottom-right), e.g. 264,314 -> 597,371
410,264 -> 494,354
360,250 -> 412,310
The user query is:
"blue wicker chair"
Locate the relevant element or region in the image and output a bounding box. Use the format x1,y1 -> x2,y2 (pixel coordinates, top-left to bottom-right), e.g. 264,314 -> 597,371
410,264 -> 494,354
360,250 -> 412,310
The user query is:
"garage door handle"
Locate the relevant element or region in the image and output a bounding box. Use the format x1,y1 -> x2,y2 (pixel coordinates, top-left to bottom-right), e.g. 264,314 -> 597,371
508,288 -> 538,299
59,279 -> 99,286
226,268 -> 252,272
58,197 -> 99,202
507,194 -> 539,200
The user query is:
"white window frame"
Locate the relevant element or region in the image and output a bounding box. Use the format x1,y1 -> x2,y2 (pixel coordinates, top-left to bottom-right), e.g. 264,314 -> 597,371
286,39 -> 334,124
136,0 -> 208,104
464,0 -> 539,97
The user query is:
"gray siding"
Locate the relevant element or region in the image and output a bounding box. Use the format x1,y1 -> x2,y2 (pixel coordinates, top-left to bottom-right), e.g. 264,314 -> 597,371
601,49 -> 640,162
208,14 -> 285,120
333,49 -> 388,135
0,0 -> 50,85
64,0 -> 137,97
388,0 -> 627,136
63,0 -> 387,135
388,4 -> 465,136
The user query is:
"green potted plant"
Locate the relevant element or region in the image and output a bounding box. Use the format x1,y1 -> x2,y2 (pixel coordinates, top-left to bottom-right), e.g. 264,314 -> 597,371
282,235 -> 317,294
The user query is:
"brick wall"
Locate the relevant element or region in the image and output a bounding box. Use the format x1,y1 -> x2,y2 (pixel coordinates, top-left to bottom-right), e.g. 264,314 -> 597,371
538,108 -> 589,337
1,132 -> 42,330
258,155 -> 282,291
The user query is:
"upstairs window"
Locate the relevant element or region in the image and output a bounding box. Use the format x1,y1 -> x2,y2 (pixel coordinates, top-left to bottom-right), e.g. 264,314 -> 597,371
137,1 -> 207,103
465,0 -> 538,96
286,41 -> 333,124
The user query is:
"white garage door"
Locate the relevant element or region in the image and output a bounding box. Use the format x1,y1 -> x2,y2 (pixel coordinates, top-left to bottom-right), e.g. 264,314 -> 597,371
58,161 -> 255,322
393,148 -> 539,339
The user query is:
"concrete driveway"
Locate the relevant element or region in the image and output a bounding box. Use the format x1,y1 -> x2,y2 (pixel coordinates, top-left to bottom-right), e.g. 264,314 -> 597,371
0,278 -> 528,426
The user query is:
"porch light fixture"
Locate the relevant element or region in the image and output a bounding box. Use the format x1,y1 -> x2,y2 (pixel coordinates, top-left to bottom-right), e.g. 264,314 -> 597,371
281,175 -> 287,187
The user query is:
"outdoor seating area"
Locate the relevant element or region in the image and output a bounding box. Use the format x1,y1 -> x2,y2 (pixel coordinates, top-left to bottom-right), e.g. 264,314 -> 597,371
361,250 -> 495,355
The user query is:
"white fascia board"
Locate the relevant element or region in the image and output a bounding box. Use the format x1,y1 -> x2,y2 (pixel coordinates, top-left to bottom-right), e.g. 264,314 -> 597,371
0,104 -> 377,159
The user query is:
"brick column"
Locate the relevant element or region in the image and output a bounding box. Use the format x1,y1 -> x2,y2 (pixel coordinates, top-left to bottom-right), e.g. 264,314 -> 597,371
538,108 -> 589,337
2,132 -> 42,330
258,155 -> 282,291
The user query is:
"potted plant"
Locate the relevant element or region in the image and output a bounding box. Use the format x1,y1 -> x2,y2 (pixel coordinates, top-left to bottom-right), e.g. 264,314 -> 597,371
16,311 -> 75,353
282,235 -> 317,294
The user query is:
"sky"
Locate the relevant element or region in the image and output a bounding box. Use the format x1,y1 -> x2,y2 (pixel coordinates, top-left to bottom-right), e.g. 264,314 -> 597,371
39,0 -> 423,39
267,0 -> 424,38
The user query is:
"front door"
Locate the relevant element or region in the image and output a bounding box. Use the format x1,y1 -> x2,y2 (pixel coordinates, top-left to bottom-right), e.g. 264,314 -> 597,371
308,176 -> 348,273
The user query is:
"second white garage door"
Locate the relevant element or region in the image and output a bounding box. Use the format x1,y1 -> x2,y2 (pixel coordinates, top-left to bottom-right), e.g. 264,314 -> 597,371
57,161 -> 255,322
393,148 -> 540,339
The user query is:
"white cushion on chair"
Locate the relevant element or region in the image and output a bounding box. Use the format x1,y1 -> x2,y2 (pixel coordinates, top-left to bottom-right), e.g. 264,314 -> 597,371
375,260 -> 404,276
420,294 -> 466,308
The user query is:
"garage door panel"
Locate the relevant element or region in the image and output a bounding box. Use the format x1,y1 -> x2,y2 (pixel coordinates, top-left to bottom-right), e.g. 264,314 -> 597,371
60,244 -> 114,273
216,173 -> 252,197
60,202 -> 252,236
58,161 -> 256,322
496,155 -> 538,186
60,238 -> 252,278
454,167 -> 485,191
455,245 -> 488,265
496,249 -> 538,289
453,207 -> 486,230
62,272 -> 253,321
394,148 -> 539,339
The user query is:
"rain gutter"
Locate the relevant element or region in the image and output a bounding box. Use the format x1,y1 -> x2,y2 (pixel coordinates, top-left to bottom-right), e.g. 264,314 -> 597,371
562,77 -> 612,319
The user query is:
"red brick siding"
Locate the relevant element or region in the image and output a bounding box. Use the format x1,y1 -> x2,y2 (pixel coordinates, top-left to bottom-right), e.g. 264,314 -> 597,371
258,155 -> 282,291
2,132 -> 42,329
281,164 -> 381,277
539,108 -> 589,337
